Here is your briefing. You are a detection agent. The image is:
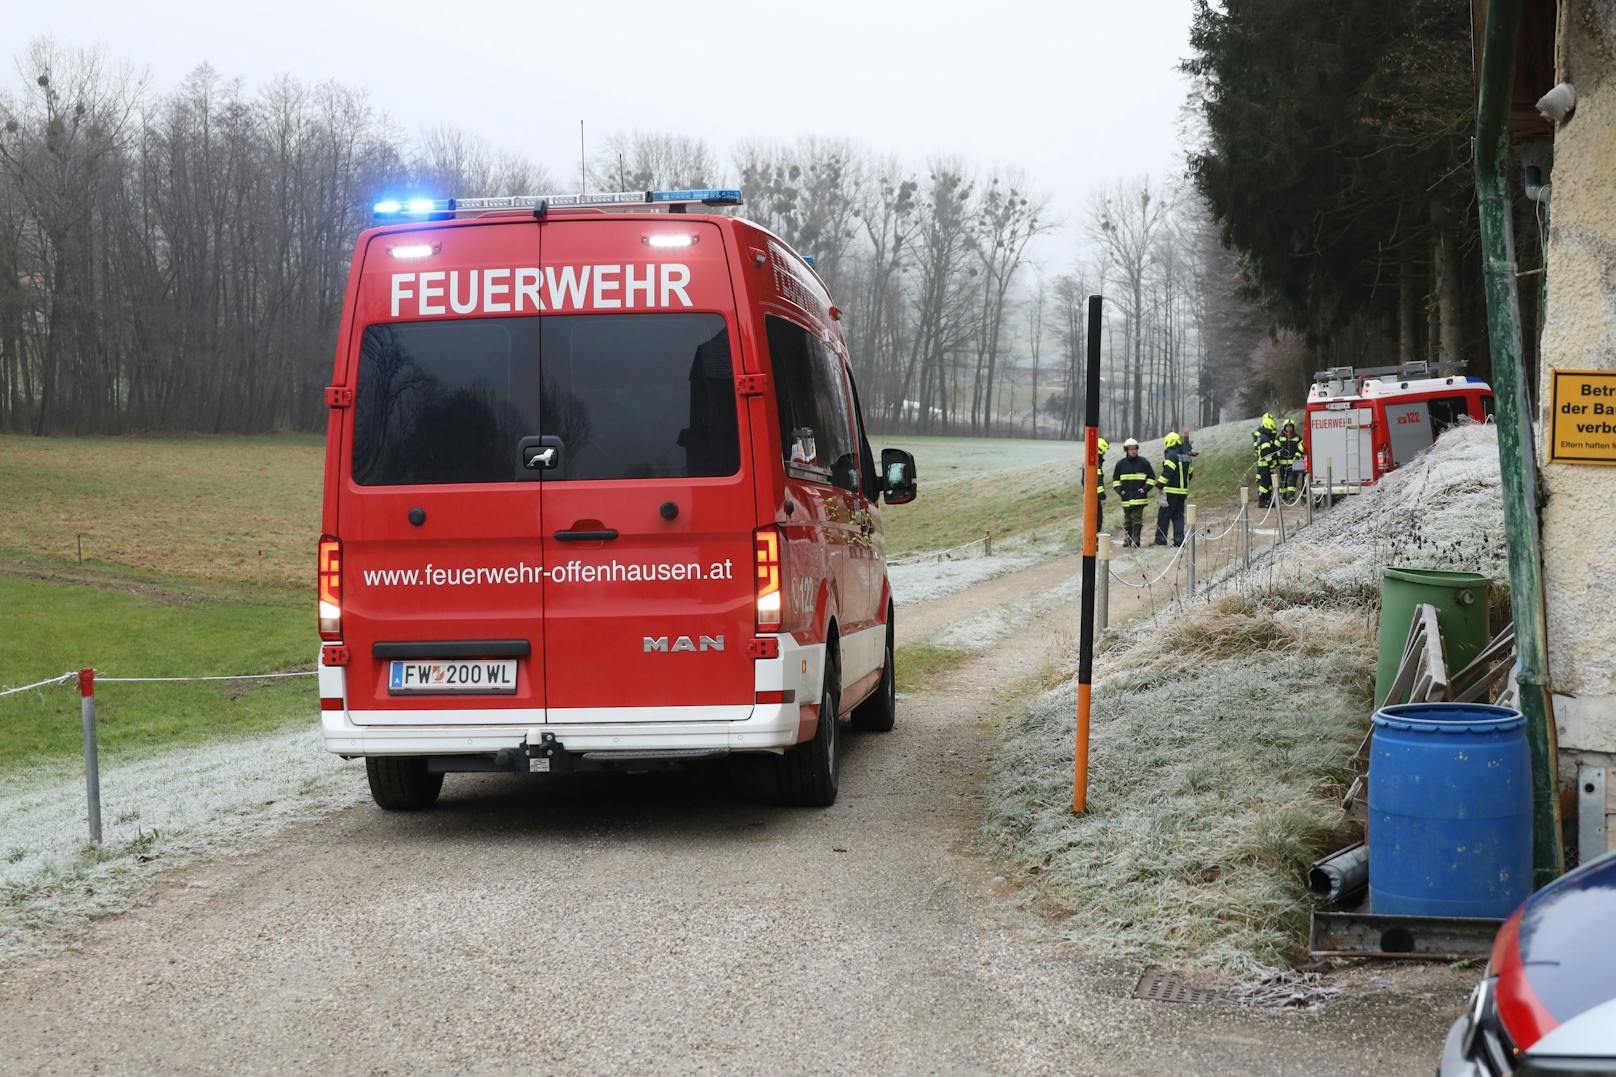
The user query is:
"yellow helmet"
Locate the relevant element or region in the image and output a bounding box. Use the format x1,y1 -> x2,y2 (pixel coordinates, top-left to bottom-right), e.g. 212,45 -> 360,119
1164,431 -> 1182,448
1097,437 -> 1110,454
1262,413 -> 1278,431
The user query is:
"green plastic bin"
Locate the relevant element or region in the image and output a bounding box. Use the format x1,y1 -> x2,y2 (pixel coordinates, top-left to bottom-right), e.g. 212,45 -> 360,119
1375,567 -> 1492,706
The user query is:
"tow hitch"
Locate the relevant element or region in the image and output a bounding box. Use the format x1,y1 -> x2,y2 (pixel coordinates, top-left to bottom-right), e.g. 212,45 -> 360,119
526,731 -> 564,773
523,732 -> 728,774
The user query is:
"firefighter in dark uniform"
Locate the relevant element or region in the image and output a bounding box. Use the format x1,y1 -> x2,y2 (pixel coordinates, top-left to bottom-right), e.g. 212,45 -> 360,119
1252,412 -> 1280,507
1153,430 -> 1194,547
1277,418 -> 1303,498
1111,437 -> 1157,548
1094,436 -> 1109,536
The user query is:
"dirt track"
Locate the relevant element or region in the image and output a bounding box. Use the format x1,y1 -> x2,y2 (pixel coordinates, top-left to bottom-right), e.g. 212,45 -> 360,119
0,551 -> 1469,1076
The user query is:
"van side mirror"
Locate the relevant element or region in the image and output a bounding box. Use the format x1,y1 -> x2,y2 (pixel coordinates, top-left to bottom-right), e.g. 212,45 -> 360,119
880,448 -> 917,505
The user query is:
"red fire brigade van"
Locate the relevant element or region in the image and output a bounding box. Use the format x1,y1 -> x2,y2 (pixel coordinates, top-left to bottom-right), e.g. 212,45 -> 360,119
316,188 -> 917,810
1305,361 -> 1494,493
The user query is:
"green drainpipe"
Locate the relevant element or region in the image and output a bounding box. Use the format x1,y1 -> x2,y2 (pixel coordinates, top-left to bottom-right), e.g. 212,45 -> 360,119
1475,0 -> 1564,889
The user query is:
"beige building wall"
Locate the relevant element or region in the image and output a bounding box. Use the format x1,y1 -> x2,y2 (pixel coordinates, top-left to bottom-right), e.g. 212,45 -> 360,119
1538,1 -> 1616,800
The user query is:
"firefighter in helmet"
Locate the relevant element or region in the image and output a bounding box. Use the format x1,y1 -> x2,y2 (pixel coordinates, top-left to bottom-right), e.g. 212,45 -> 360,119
1094,436 -> 1110,535
1277,418 -> 1304,499
1252,413 -> 1280,508
1111,437 -> 1158,548
1154,431 -> 1194,547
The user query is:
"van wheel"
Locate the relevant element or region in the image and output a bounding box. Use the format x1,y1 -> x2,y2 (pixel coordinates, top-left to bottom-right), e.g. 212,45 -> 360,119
850,619 -> 896,733
778,683 -> 840,807
365,757 -> 444,811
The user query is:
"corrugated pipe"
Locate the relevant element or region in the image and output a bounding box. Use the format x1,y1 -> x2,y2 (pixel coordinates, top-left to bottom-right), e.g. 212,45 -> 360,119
1474,0 -> 1564,888
1308,843 -> 1369,904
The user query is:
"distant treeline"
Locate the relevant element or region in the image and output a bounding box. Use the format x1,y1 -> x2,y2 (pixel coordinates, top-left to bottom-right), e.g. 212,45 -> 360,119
0,40 -> 1227,438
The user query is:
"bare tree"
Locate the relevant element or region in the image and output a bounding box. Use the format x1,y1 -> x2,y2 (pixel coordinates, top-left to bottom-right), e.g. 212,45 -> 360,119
590,130 -> 715,192
969,169 -> 1051,433
1088,177 -> 1171,439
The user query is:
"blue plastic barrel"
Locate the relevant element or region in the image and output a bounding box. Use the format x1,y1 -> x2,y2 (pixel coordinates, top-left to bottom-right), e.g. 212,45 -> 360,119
1368,703 -> 1532,918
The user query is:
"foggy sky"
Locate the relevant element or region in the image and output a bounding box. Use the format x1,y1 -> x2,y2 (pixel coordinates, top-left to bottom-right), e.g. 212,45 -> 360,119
10,0 -> 1196,266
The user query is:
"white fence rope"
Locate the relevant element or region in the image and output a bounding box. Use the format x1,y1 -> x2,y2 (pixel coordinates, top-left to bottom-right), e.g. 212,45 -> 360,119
1200,504 -> 1246,543
95,671 -> 315,684
0,672 -> 77,698
887,534 -> 990,567
1108,541 -> 1188,588
0,669 -> 316,698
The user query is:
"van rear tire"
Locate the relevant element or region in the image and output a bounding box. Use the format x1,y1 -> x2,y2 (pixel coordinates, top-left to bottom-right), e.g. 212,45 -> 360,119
365,757 -> 444,811
777,684 -> 840,807
850,621 -> 896,733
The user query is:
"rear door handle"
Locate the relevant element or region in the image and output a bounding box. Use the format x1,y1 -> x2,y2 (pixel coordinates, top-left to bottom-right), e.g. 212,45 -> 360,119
555,529 -> 619,542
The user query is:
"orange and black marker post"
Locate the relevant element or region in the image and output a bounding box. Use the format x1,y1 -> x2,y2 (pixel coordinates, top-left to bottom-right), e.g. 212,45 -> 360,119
1074,295 -> 1102,813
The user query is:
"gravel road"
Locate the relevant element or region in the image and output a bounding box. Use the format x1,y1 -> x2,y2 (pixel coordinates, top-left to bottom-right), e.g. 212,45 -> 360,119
1,563 -> 1468,1076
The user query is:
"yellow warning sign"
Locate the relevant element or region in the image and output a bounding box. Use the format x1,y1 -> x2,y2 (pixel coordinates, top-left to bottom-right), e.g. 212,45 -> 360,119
1550,370 -> 1616,465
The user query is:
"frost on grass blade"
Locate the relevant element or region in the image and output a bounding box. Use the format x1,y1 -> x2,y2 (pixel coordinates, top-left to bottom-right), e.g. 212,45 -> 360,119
0,728 -> 363,956
985,423 -> 1508,978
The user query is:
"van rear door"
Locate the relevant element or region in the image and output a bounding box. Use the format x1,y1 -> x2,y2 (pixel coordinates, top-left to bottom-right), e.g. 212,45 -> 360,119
339,222 -> 547,723
536,218 -> 757,722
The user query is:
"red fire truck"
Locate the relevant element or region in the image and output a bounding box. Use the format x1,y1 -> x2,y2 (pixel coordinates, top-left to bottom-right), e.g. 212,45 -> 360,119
1305,361 -> 1494,494
315,188 -> 917,811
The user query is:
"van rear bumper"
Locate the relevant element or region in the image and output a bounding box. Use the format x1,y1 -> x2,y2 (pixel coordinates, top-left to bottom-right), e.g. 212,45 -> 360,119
320,702 -> 801,756
318,631 -> 825,757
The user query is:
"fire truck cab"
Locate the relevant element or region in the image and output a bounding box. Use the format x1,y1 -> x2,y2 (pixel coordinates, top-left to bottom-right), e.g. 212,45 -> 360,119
1305,361 -> 1494,493
315,188 -> 916,811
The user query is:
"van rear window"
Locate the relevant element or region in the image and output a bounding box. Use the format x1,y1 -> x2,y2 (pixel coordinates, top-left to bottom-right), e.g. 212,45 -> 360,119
540,313 -> 738,481
352,318 -> 541,486
351,313 -> 737,486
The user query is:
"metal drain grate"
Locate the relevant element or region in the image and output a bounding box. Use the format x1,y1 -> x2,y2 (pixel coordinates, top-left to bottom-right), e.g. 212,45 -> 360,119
1132,966 -> 1236,1006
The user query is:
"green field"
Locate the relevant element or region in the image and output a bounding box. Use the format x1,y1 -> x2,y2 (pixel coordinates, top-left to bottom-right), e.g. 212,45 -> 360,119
0,573 -> 310,773
0,434 -> 323,588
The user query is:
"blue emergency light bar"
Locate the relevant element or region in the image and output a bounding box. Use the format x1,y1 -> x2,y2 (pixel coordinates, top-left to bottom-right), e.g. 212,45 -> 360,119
372,188 -> 743,221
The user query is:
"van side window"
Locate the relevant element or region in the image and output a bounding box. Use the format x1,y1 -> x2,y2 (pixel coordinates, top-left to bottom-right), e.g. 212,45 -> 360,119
352,319 -> 541,486
1427,394 -> 1472,438
766,315 -> 855,491
812,347 -> 857,492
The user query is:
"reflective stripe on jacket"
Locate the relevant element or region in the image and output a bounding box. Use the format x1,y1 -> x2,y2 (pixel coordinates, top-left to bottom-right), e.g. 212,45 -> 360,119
1111,457 -> 1157,506
1160,453 -> 1193,495
1253,428 -> 1279,466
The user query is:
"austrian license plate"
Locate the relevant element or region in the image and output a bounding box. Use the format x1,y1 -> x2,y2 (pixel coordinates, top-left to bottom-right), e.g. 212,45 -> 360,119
387,659 -> 518,695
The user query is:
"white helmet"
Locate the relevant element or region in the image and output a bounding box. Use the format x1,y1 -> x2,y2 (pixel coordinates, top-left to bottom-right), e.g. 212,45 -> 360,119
1122,437 -> 1140,448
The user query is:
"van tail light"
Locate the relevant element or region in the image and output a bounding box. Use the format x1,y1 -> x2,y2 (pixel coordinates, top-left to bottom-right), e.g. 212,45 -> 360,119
318,535 -> 343,640
755,526 -> 783,631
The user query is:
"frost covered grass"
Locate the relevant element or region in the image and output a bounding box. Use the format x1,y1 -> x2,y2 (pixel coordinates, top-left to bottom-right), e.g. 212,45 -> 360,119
985,422 -> 1508,976
874,434 -> 1076,481
932,571 -> 1083,652
0,725 -> 363,955
887,550 -> 1045,606
1258,422 -> 1509,595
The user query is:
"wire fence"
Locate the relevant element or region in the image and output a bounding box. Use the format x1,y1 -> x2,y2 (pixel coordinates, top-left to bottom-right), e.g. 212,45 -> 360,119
1,669 -> 315,696
0,672 -> 79,698
1,665 -> 319,844
887,531 -> 995,567
1098,476 -> 1339,629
